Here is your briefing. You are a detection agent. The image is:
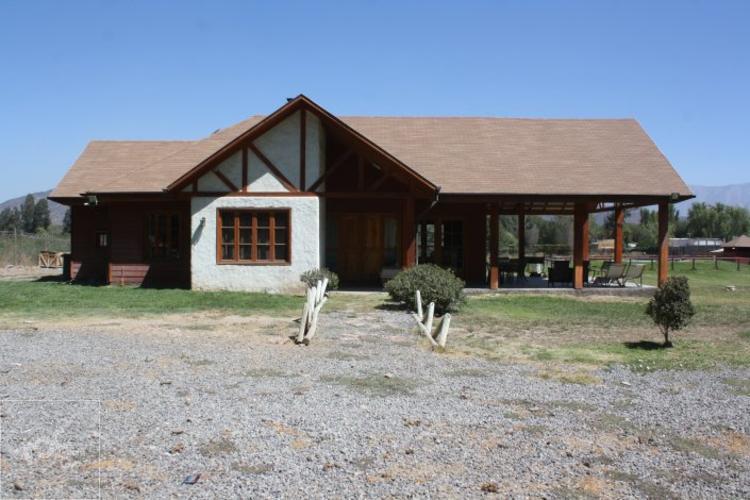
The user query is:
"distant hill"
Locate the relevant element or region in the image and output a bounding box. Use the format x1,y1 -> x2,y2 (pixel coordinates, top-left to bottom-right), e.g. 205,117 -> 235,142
683,183 -> 750,212
0,190 -> 67,226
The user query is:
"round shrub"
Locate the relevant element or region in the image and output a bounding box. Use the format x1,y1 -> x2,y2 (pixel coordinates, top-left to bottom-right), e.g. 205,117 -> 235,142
385,264 -> 465,314
300,268 -> 340,290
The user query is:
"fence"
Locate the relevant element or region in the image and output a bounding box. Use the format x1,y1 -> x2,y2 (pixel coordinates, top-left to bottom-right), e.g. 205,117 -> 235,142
620,254 -> 750,272
0,230 -> 70,267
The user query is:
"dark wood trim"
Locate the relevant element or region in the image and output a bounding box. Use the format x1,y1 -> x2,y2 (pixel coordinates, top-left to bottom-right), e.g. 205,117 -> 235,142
302,98 -> 437,194
573,203 -> 589,289
307,148 -> 354,192
241,147 -> 248,192
657,200 -> 669,286
441,193 -> 678,204
320,192 -> 414,199
614,205 -> 624,263
168,98 -> 307,191
357,155 -> 365,191
369,172 -> 391,192
216,208 -> 292,265
183,191 -> 318,198
300,110 -> 306,191
213,169 -> 238,192
248,143 -> 298,192
517,209 -> 525,261
402,197 -> 416,268
489,207 -> 499,289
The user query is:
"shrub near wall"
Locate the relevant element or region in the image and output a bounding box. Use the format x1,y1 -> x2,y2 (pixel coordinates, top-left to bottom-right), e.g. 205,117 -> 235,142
300,268 -> 340,290
385,264 -> 465,314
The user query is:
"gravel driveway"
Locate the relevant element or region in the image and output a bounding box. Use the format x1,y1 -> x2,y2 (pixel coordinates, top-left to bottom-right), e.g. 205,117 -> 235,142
1,308 -> 748,498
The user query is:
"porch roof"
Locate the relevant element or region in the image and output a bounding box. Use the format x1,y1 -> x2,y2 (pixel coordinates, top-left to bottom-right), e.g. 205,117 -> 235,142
51,95 -> 692,202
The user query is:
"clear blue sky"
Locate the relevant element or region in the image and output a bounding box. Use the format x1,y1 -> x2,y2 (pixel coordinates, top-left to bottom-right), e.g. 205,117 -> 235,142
1,0 -> 748,201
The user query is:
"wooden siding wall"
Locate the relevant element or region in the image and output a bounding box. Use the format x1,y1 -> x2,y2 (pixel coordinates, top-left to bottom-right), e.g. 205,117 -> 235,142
70,201 -> 190,287
70,205 -> 109,282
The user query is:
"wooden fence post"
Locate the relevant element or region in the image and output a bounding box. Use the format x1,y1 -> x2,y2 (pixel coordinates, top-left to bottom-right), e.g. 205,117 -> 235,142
692,258 -> 696,270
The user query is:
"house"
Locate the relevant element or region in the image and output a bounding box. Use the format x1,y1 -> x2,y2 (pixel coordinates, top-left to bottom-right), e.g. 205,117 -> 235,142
722,235 -> 750,258
50,95 -> 693,291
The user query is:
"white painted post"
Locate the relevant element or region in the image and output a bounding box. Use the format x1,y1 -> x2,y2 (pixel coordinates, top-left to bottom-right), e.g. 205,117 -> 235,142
415,290 -> 423,321
435,313 -> 451,348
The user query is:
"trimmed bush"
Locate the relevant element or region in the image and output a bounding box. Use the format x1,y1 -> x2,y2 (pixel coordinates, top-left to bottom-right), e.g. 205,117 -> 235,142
300,268 -> 340,290
646,276 -> 695,347
385,264 -> 465,314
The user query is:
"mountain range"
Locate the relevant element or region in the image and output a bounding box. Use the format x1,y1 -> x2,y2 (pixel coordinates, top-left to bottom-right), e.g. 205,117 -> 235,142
1,182 -> 749,227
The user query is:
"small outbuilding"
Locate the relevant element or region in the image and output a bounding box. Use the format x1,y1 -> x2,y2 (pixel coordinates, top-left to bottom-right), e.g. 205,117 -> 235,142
722,235 -> 750,258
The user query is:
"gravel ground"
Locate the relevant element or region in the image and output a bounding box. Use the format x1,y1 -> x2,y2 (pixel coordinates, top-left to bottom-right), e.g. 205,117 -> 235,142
1,308 -> 748,499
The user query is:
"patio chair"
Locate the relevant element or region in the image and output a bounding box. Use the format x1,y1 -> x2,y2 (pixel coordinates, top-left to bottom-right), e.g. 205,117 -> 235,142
620,263 -> 645,287
547,260 -> 573,287
592,262 -> 626,287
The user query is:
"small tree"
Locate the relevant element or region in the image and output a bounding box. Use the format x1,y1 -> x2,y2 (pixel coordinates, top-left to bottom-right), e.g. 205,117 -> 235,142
20,194 -> 36,233
300,268 -> 339,290
33,198 -> 51,231
646,276 -> 695,347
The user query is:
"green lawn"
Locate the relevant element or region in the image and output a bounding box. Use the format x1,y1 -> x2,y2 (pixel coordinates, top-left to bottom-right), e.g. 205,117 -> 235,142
0,280 -> 303,319
453,260 -> 750,372
1,259 -> 748,372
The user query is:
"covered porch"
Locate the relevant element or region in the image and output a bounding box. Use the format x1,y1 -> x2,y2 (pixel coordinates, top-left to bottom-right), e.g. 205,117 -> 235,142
403,193 -> 678,290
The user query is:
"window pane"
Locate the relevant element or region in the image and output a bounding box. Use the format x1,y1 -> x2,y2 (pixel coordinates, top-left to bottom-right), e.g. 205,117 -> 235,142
257,228 -> 270,244
274,244 -> 287,261
257,245 -> 269,260
239,245 -> 252,260
274,212 -> 287,227
239,213 -> 252,227
222,245 -> 234,260
222,228 -> 235,245
274,228 -> 287,245
221,212 -> 234,227
257,213 -> 269,227
239,228 -> 252,244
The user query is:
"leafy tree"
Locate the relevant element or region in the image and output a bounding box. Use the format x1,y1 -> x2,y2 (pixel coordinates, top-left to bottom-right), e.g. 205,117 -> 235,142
33,198 -> 51,231
62,208 -> 72,234
20,194 -> 36,233
646,277 -> 695,347
685,202 -> 750,240
0,207 -> 21,232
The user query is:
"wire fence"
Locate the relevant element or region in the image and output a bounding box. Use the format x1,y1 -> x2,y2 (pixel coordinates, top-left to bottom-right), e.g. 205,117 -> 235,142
0,230 -> 70,267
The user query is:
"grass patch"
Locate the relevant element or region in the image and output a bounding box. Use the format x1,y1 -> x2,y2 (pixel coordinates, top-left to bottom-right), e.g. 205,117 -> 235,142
319,373 -> 418,397
668,436 -> 723,461
536,368 -> 601,385
723,378 -> 750,397
0,280 -> 303,319
443,368 -> 491,378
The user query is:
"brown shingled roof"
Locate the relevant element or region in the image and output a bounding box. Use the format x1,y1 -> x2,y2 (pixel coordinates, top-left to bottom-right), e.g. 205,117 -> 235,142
51,99 -> 692,199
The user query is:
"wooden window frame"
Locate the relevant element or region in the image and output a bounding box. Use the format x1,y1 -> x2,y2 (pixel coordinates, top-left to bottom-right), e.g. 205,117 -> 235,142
146,211 -> 182,262
216,208 -> 291,266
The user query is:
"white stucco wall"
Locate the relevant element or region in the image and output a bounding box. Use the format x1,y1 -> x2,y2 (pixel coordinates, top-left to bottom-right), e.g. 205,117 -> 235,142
190,196 -> 320,293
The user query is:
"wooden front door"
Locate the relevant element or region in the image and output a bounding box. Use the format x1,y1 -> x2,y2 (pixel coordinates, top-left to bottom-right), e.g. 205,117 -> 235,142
337,213 -> 385,284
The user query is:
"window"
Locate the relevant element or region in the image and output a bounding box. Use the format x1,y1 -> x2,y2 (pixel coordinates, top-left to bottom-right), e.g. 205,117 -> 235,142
218,209 -> 290,264
147,213 -> 181,260
96,231 -> 109,248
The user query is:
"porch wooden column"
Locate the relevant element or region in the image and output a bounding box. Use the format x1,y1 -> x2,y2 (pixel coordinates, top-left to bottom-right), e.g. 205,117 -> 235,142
402,197 -> 416,268
489,206 -> 499,289
573,203 -> 589,289
614,205 -> 624,263
657,200 -> 669,287
517,211 -> 525,261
